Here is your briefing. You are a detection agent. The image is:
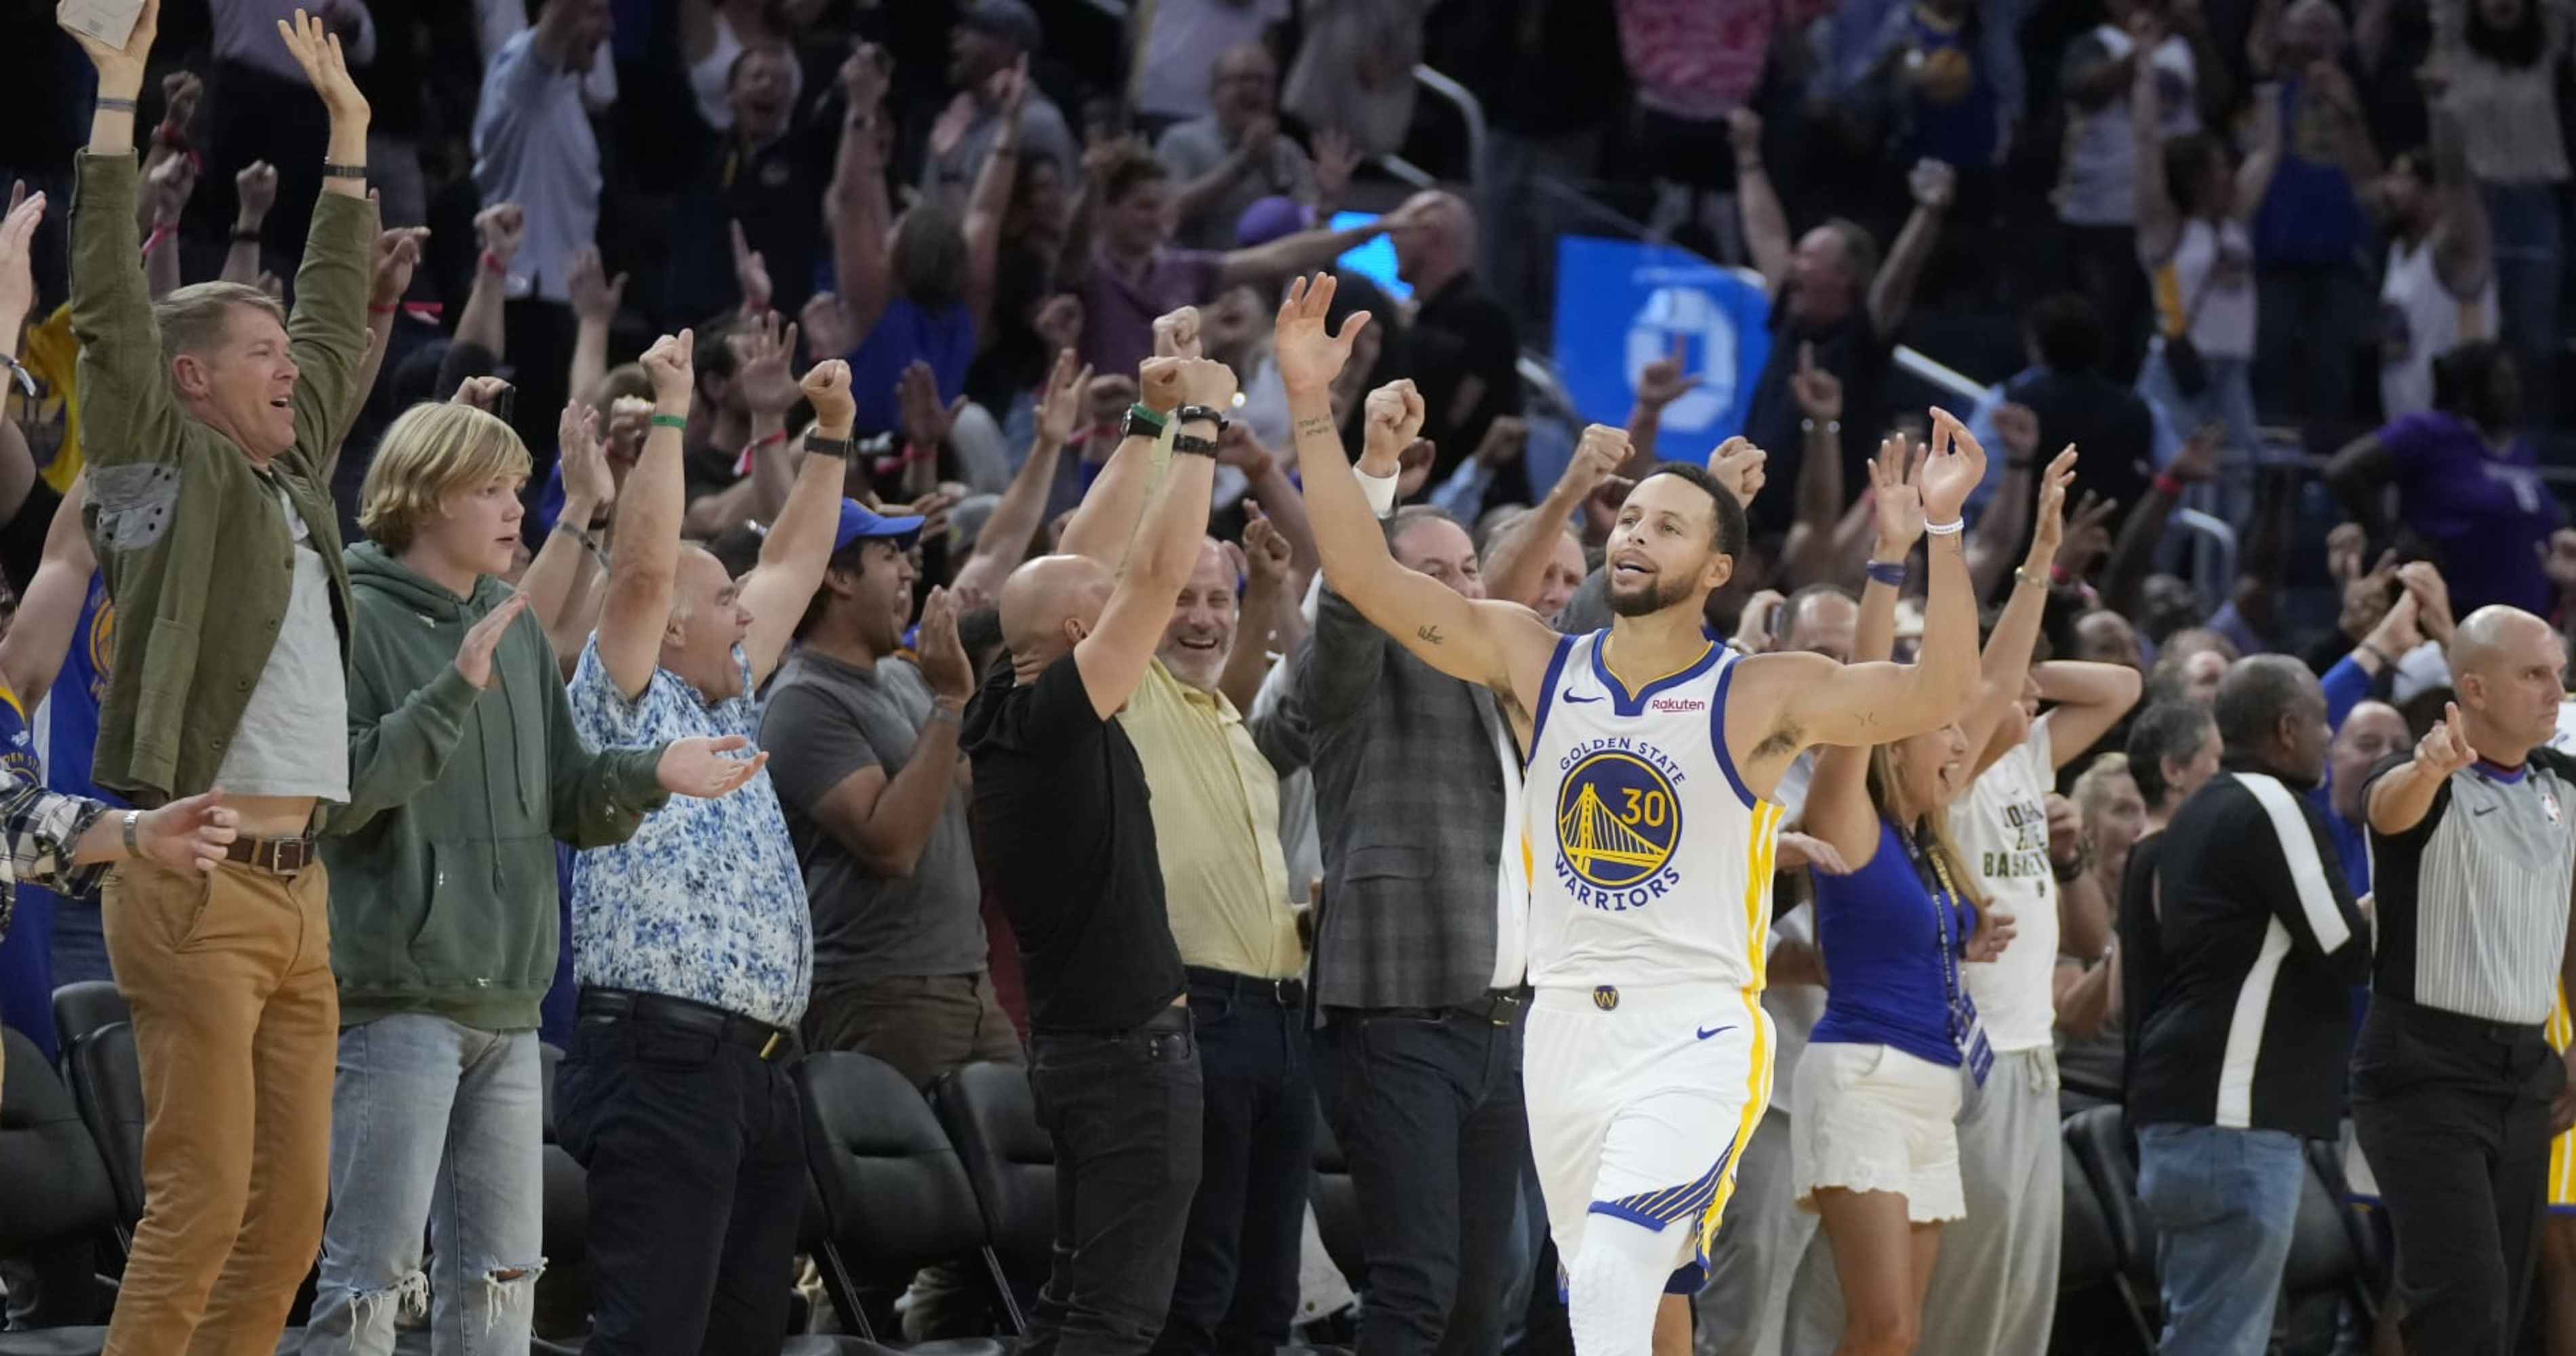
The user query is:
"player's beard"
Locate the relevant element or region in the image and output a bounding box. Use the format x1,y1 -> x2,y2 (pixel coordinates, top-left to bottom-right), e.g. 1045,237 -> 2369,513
1607,569 -> 1698,618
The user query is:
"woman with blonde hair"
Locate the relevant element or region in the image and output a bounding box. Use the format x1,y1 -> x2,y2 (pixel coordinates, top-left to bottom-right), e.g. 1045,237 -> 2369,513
305,391 -> 772,1355
1788,439 -> 2051,1356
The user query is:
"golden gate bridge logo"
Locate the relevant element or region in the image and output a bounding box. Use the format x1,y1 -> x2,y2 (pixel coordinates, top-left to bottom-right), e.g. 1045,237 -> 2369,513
1555,751 -> 1681,890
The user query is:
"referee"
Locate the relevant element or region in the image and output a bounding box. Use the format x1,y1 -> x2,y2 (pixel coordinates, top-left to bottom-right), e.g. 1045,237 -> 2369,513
2357,605 -> 2576,1356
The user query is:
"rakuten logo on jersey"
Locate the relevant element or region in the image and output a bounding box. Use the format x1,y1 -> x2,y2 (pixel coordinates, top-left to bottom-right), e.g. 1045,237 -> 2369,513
1649,697 -> 1706,714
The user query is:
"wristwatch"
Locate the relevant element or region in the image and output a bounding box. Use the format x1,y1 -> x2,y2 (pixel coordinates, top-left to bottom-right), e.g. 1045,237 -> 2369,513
1171,403 -> 1230,433
121,810 -> 141,856
1121,404 -> 1167,439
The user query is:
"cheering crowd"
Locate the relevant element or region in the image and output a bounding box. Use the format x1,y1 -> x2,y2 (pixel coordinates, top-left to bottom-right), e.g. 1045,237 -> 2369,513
2,1 -> 2576,1355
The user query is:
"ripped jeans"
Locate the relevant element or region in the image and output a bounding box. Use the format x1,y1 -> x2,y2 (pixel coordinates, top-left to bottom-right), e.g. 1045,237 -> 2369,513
303,1015 -> 544,1356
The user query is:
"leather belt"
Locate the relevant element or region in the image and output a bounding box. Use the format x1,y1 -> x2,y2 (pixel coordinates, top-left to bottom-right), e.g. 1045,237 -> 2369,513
225,835 -> 316,877
1453,989 -> 1529,1026
578,987 -> 794,1061
1185,966 -> 1305,1006
1365,989 -> 1530,1027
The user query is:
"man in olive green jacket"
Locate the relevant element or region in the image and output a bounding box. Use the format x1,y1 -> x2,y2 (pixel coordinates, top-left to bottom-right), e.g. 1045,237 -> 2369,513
62,5 -> 376,1352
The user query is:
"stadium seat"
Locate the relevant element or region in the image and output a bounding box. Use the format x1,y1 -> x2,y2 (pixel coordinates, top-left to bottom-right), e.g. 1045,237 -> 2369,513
2273,1149 -> 2369,1356
47,984 -> 127,1059
929,1060 -> 1050,1331
2053,1139 -> 2157,1355
0,1027 -> 119,1348
795,1051 -> 1008,1356
54,1020 -> 144,1243
1308,1104 -> 1361,1288
2063,1106 -> 2160,1311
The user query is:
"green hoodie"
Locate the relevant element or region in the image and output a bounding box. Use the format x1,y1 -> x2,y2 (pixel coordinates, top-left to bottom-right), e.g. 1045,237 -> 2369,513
322,542 -> 671,1030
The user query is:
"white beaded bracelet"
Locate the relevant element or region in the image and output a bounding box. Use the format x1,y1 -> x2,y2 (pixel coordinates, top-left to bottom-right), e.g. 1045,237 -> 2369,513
1924,517 -> 1965,536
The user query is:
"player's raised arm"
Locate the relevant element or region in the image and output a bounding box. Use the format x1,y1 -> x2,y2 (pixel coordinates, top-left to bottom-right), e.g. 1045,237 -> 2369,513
1733,407 -> 1988,772
1278,273 -> 1555,700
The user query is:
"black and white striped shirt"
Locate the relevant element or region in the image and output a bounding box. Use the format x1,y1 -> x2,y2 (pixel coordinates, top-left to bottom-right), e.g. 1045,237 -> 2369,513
2362,749 -> 2576,1026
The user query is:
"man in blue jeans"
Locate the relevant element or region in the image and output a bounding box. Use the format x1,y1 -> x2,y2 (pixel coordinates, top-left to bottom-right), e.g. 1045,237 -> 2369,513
2127,656 -> 2373,1354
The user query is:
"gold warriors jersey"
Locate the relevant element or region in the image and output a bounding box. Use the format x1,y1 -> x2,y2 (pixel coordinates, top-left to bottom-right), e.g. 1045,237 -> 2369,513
1520,631 -> 1783,993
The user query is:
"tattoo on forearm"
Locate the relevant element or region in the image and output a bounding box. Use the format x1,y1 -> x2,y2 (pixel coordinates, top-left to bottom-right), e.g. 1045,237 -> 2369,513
1295,416 -> 1335,439
1417,625 -> 1445,645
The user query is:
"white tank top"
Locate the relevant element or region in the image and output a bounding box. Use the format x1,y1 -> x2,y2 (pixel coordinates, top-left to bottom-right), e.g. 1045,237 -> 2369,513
2379,235 -> 2497,418
1520,631 -> 1784,993
2152,217 -> 2257,360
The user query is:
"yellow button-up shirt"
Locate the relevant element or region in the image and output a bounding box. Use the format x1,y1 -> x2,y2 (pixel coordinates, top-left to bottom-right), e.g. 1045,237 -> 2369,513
1119,659 -> 1302,980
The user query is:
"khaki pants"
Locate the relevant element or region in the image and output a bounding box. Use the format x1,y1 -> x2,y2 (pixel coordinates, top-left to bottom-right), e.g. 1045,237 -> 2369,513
101,856 -> 336,1356
801,970 -> 1024,1090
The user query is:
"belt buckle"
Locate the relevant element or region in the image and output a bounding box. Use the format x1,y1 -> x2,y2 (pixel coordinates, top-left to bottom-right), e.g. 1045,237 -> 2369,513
1270,978 -> 1291,1004
270,839 -> 311,876
760,1030 -> 784,1060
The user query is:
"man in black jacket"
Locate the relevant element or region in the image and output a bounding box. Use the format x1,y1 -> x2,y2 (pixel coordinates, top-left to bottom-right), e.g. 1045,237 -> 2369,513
2130,656 -> 2371,1356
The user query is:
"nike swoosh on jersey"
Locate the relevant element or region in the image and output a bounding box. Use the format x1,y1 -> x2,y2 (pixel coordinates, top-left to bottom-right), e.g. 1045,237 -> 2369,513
1564,693 -> 1603,704
1695,1024 -> 1735,1040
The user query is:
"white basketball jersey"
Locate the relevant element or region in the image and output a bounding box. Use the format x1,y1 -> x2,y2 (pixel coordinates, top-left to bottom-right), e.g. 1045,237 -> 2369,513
2380,235 -> 2497,418
1519,631 -> 1783,993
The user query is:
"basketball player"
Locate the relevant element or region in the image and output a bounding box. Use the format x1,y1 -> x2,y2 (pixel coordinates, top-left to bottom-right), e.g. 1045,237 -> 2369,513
1274,274 -> 1990,1356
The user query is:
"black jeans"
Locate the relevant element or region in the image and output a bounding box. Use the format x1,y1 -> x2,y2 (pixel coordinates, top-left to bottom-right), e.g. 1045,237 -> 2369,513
1315,1006 -> 1527,1356
2352,996 -> 2569,1356
555,998 -> 808,1356
1024,1006 -> 1205,1356
1152,971 -> 1315,1356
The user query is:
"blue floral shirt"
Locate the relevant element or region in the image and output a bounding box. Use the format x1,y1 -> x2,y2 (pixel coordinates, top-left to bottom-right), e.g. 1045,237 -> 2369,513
567,638 -> 811,1026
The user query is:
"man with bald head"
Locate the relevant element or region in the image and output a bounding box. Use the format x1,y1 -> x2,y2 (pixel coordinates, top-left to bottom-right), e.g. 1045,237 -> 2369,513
2357,605 -> 2576,1356
967,356 -> 1238,1356
1299,388 -> 1533,1356
1728,108 -> 1951,535
2319,700 -> 2409,895
563,338 -> 850,1350
1389,188 -> 1528,510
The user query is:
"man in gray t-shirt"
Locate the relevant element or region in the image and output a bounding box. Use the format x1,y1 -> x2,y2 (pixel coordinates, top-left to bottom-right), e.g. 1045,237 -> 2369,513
1154,42 -> 1320,251
757,504 -> 1021,1088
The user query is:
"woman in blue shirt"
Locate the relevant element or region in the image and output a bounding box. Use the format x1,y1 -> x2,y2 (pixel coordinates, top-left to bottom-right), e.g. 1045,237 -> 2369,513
1794,711 -> 2007,1356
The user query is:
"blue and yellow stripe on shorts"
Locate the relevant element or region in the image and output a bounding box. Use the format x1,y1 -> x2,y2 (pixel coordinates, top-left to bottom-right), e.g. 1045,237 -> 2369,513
2550,985 -> 2573,1214
1587,805 -> 1784,1290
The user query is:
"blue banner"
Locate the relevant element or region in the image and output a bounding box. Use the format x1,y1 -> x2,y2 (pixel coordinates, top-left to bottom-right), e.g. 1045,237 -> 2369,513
1552,237 -> 1773,463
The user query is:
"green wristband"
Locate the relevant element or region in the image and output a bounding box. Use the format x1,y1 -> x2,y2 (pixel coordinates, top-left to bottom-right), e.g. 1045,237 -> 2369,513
1127,402 -> 1168,431
649,413 -> 687,430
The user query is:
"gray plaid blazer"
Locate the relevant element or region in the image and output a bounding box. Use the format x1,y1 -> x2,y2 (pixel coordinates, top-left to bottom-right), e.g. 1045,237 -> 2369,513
1295,586 -> 1514,1013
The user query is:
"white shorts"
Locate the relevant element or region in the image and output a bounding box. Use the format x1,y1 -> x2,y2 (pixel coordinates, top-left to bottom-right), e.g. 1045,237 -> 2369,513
1524,982 -> 1773,1292
1789,1041 -> 1966,1224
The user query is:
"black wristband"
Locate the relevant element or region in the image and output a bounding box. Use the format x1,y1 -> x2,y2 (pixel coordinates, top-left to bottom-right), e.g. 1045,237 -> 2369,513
321,161 -> 368,180
587,506 -> 613,533
1172,403 -> 1231,432
230,226 -> 262,244
805,434 -> 856,459
1171,431 -> 1221,457
96,96 -> 137,113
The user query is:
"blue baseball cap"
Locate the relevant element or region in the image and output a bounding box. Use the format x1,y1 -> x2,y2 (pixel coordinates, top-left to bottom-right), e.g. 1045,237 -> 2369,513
835,500 -> 925,552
